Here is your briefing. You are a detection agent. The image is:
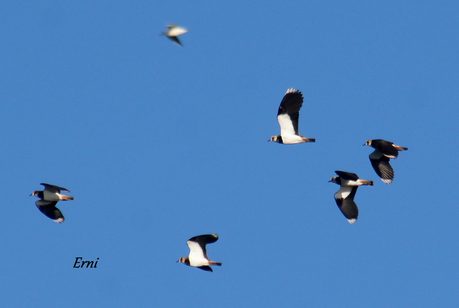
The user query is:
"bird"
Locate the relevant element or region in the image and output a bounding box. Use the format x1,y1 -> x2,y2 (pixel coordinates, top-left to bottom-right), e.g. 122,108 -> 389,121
31,183 -> 74,223
178,234 -> 222,272
269,88 -> 315,144
329,171 -> 373,224
364,139 -> 408,184
162,25 -> 188,46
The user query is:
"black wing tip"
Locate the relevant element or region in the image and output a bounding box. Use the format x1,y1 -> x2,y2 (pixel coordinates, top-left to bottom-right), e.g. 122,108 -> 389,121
334,170 -> 359,180
341,209 -> 358,224
169,36 -> 183,46
36,203 -> 65,223
39,183 -> 71,192
189,233 -> 219,243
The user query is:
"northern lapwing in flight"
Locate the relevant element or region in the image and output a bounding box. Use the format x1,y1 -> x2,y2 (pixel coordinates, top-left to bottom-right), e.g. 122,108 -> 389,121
329,171 -> 373,224
269,88 -> 316,144
178,234 -> 222,272
364,139 -> 408,184
31,183 -> 74,223
162,25 -> 188,46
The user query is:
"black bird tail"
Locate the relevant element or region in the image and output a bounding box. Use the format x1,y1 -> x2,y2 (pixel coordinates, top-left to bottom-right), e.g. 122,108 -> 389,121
394,145 -> 408,151
302,137 -> 316,143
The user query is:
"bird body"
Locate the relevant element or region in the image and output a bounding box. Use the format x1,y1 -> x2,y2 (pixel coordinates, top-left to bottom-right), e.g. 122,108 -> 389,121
364,139 -> 408,184
269,88 -> 315,144
31,183 -> 74,223
330,171 -> 373,224
178,234 -> 222,272
162,25 -> 188,46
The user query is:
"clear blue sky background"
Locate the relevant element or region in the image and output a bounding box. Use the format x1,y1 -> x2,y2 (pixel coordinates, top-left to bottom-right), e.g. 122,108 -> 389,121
1,1 -> 458,307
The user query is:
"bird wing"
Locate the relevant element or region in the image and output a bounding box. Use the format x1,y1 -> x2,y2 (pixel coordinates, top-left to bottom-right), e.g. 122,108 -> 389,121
197,266 -> 213,272
168,36 -> 183,46
35,200 -> 65,223
40,183 -> 70,193
187,234 -> 218,260
189,234 -> 219,245
334,186 -> 359,223
370,157 -> 394,184
335,171 -> 359,181
277,89 -> 303,136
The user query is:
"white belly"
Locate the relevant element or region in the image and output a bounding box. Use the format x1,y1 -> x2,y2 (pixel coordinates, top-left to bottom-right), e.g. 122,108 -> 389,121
189,255 -> 210,267
281,134 -> 304,144
168,28 -> 187,36
43,191 -> 61,201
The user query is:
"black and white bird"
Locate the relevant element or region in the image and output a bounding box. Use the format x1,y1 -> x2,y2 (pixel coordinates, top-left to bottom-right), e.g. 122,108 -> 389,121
178,234 -> 222,272
269,88 -> 316,144
162,25 -> 188,46
364,139 -> 408,184
31,183 -> 74,223
329,171 -> 373,224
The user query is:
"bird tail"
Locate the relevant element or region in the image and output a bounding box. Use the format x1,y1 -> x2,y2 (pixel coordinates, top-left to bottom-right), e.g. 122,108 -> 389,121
393,145 -> 408,151
210,261 -> 222,266
302,137 -> 316,143
360,180 -> 374,186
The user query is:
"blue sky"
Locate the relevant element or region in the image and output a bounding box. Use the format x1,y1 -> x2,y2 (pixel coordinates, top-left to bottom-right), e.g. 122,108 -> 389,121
1,1 -> 458,307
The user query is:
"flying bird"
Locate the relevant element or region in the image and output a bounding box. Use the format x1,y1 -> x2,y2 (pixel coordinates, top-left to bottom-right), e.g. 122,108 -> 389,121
329,171 -> 373,224
269,88 -> 315,144
178,234 -> 222,272
31,183 -> 74,223
364,139 -> 408,184
162,25 -> 188,46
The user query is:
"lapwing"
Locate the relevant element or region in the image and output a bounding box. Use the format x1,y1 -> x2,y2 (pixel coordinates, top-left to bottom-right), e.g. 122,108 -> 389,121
31,183 -> 74,223
364,139 -> 408,184
269,88 -> 315,144
162,25 -> 188,46
329,171 -> 373,224
178,234 -> 222,272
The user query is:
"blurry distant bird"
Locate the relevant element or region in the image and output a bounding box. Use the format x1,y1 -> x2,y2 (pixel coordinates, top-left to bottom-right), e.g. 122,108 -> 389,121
162,25 -> 188,46
329,171 -> 373,224
31,183 -> 74,223
269,88 -> 315,144
178,234 -> 222,272
364,139 -> 408,184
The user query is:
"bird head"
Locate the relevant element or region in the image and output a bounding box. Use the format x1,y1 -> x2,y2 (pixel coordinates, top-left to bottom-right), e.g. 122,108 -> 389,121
30,190 -> 41,197
329,177 -> 339,184
177,257 -> 190,265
